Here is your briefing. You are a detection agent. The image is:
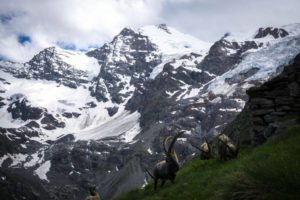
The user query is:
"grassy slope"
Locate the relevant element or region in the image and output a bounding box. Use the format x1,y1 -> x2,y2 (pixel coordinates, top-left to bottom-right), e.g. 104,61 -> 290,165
116,124 -> 300,200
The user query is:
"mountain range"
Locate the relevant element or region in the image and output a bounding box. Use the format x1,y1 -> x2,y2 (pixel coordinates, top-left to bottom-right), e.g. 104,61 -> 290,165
0,23 -> 300,200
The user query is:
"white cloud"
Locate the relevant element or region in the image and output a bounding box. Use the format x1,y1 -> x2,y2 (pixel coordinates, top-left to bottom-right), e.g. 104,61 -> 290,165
0,0 -> 164,62
0,0 -> 299,62
162,0 -> 300,42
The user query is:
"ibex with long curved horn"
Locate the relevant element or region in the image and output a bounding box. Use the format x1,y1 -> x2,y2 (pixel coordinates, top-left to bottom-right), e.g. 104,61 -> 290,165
218,134 -> 239,160
145,131 -> 184,190
191,137 -> 212,160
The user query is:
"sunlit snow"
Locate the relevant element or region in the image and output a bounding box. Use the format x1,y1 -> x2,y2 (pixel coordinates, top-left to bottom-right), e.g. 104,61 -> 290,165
34,160 -> 51,182
140,25 -> 211,79
54,47 -> 101,78
208,35 -> 300,96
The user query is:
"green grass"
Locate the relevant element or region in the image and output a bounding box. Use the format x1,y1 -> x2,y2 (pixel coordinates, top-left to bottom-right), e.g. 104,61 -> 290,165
116,125 -> 300,200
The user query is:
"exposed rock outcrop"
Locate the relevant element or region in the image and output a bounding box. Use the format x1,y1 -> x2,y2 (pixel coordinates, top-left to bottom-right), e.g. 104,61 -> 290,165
247,54 -> 300,145
198,37 -> 259,75
254,27 -> 289,39
7,97 -> 44,121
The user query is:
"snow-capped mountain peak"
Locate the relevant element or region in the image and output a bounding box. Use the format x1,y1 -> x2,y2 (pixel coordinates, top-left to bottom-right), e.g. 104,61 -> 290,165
156,23 -> 172,34
28,46 -> 101,78
138,24 -> 211,60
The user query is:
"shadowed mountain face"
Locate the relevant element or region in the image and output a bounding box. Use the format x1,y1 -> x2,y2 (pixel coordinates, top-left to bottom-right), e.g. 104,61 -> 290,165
246,54 -> 300,145
0,23 -> 300,200
222,53 -> 300,146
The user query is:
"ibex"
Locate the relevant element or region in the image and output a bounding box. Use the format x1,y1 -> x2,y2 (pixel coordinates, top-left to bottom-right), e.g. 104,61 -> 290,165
146,131 -> 184,190
191,137 -> 212,160
218,134 -> 239,160
85,186 -> 101,200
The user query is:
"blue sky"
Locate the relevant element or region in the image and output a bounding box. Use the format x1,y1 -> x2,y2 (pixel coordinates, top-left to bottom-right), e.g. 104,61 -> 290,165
0,0 -> 299,62
17,34 -> 31,45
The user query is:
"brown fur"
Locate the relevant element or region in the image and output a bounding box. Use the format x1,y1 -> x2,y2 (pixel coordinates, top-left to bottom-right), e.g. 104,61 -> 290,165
146,131 -> 184,190
191,137 -> 212,160
86,186 -> 101,200
218,134 -> 239,160
86,192 -> 100,200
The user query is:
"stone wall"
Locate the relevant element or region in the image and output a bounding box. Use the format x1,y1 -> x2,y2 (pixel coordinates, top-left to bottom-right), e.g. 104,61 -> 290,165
247,54 -> 300,145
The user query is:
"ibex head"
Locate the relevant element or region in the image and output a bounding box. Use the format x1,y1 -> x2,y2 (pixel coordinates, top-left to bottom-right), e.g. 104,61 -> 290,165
218,134 -> 239,160
190,137 -> 212,160
163,133 -> 181,165
145,131 -> 184,190
86,185 -> 100,200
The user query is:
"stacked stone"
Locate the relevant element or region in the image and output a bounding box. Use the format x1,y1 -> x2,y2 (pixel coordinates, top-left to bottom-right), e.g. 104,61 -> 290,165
247,54 -> 300,145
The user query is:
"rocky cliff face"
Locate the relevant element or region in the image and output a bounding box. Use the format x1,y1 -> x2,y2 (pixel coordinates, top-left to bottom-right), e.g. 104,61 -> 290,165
254,27 -> 289,39
198,36 -> 259,75
87,28 -> 161,104
247,54 -> 300,145
223,53 -> 300,147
